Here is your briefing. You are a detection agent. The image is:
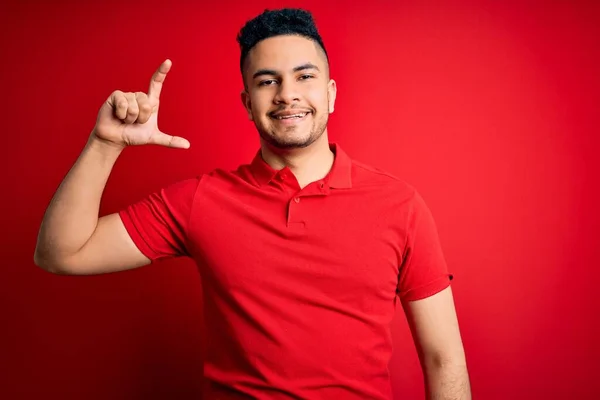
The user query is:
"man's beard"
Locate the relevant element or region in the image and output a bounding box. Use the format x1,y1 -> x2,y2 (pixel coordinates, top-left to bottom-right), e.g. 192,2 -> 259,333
256,113 -> 329,150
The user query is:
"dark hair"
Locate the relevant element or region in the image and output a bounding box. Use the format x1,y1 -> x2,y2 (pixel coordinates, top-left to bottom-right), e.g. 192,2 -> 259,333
236,8 -> 329,74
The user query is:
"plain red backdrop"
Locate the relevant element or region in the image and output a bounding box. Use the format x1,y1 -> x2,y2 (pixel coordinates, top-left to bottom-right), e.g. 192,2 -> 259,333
1,0 -> 598,399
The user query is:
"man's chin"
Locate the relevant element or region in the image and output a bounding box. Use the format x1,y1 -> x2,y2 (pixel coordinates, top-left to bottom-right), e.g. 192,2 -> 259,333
261,132 -> 315,150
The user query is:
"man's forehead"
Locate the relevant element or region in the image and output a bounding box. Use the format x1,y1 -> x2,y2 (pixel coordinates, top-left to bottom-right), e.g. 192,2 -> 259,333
247,35 -> 327,72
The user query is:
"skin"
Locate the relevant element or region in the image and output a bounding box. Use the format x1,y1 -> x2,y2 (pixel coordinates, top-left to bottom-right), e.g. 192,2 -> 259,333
34,31 -> 470,400
241,35 -> 337,189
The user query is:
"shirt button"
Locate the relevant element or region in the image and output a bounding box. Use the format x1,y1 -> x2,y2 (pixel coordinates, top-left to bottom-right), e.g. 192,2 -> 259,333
294,197 -> 300,203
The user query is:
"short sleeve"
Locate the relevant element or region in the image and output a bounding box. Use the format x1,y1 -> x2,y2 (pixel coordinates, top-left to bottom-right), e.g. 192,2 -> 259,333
397,190 -> 453,301
118,177 -> 200,262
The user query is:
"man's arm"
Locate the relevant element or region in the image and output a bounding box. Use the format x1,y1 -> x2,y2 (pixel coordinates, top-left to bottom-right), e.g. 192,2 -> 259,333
403,286 -> 471,400
34,59 -> 190,275
34,136 -> 150,275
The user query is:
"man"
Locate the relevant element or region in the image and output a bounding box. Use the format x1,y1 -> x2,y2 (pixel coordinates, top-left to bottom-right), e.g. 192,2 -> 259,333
34,8 -> 470,400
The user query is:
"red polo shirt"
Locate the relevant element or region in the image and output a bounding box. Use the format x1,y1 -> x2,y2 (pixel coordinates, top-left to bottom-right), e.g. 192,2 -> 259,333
119,143 -> 452,399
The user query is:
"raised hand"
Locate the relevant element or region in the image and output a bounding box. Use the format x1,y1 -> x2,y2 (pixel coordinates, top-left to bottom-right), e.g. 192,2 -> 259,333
92,59 -> 190,149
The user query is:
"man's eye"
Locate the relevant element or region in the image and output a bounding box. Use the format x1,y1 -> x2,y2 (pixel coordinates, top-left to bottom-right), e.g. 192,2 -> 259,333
259,79 -> 277,86
299,74 -> 313,80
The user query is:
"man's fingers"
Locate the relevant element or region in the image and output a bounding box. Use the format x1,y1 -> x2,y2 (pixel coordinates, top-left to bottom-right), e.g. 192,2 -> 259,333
123,93 -> 139,124
148,59 -> 172,101
107,91 -> 151,124
109,90 -> 128,120
149,131 -> 190,149
135,92 -> 152,124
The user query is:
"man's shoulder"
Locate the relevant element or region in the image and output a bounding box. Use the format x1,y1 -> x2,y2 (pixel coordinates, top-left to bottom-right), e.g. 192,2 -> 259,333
349,159 -> 438,221
202,163 -> 254,185
350,158 -> 417,197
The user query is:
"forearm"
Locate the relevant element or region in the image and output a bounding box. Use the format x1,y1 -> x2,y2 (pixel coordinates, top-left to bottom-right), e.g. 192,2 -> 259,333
423,358 -> 471,400
34,133 -> 123,268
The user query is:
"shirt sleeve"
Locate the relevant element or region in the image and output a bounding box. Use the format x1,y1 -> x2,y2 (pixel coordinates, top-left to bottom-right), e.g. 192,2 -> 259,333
397,190 -> 453,301
118,177 -> 200,262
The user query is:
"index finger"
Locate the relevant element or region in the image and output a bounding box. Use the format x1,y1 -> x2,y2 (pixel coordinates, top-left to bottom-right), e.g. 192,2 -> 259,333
148,59 -> 172,100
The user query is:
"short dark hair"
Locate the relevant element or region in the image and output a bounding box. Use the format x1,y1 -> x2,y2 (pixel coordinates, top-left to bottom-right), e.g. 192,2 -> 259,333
236,8 -> 329,75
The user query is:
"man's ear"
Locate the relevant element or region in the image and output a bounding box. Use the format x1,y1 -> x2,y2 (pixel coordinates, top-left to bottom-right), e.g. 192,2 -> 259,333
328,79 -> 337,114
240,90 -> 253,120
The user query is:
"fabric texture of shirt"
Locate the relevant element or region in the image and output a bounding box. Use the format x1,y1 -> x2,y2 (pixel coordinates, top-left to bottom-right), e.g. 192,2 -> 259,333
119,143 -> 453,399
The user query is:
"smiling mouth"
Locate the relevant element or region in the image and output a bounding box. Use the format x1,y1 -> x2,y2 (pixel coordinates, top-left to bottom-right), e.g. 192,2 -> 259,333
271,112 -> 310,120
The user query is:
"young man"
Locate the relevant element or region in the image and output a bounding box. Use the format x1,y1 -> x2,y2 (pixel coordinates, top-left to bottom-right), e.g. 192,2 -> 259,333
34,8 -> 471,400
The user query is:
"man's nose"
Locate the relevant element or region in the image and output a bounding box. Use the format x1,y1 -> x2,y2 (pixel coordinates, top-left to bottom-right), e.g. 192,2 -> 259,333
274,79 -> 300,104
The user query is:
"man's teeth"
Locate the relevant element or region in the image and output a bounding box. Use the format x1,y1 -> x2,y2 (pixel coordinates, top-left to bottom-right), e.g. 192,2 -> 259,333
275,113 -> 308,119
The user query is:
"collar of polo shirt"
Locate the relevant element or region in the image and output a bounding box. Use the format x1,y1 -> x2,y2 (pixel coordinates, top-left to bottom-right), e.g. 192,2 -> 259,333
249,143 -> 353,189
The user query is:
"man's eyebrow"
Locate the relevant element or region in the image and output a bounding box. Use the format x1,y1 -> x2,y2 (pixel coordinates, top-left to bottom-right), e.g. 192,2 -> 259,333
252,63 -> 320,79
293,63 -> 320,73
252,69 -> 278,79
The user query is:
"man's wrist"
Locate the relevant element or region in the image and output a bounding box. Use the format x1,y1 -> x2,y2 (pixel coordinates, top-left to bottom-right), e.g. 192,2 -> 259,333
87,131 -> 125,158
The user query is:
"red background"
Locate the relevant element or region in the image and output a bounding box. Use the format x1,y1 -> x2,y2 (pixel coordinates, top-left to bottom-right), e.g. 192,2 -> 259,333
2,0 -> 598,399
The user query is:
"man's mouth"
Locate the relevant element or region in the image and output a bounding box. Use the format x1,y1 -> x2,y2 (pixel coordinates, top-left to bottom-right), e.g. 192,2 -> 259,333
271,112 -> 310,120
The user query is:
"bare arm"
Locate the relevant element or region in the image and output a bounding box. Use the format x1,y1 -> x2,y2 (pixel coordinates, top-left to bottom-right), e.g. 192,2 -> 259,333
34,136 -> 150,274
403,286 -> 471,400
33,59 -> 190,275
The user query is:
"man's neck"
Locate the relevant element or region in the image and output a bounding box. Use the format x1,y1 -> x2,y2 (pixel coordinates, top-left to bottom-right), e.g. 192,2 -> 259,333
260,134 -> 335,189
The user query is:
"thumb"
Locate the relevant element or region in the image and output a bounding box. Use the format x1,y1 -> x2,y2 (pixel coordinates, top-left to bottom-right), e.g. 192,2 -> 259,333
149,131 -> 191,149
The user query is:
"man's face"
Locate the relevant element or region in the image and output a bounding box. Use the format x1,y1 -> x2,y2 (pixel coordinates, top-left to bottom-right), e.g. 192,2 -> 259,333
241,35 -> 337,150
